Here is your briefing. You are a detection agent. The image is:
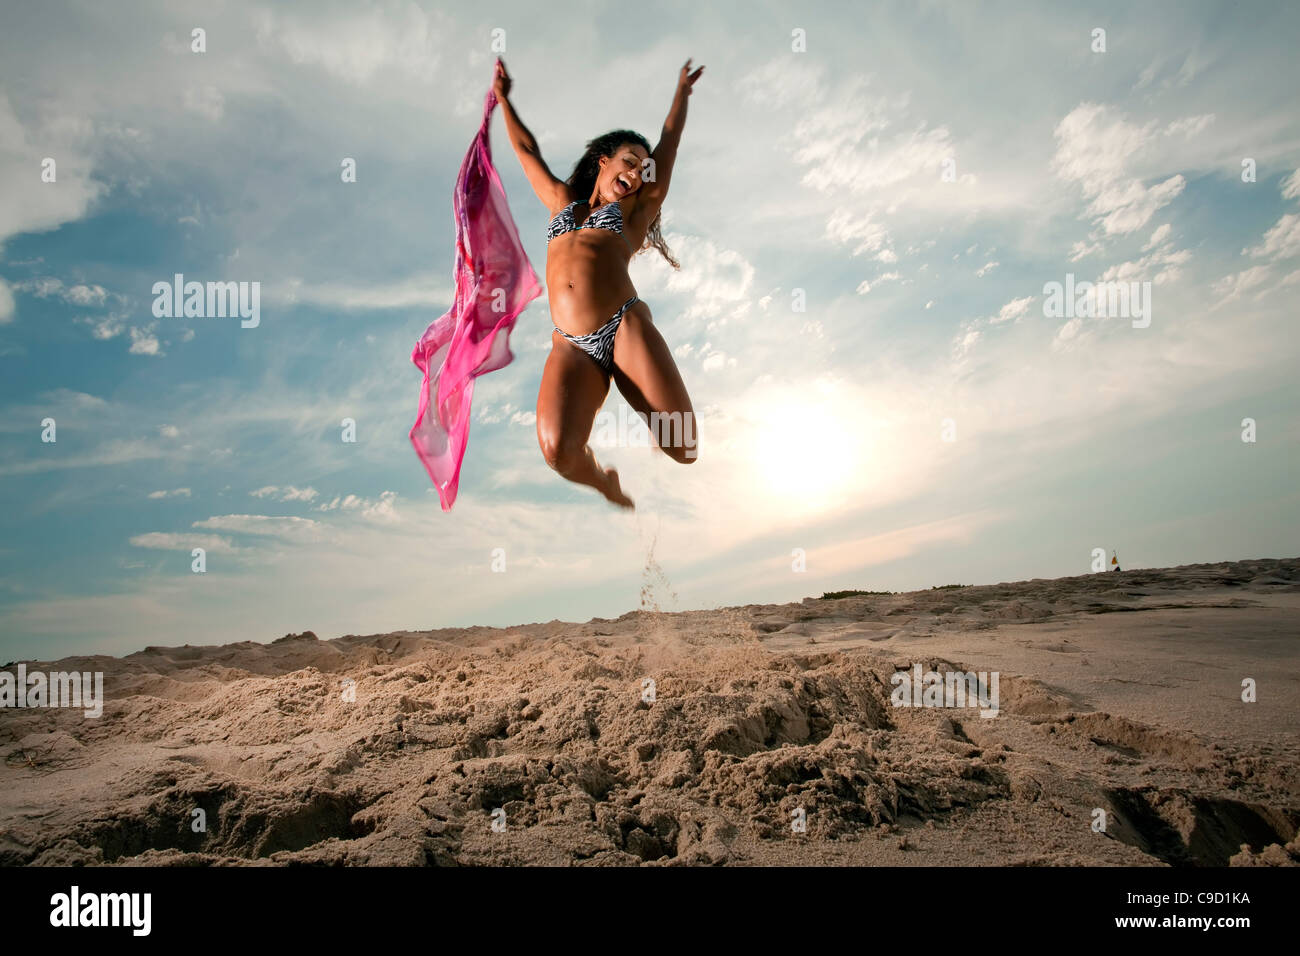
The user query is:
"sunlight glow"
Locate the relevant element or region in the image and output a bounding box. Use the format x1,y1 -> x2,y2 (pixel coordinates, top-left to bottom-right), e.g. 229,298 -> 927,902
748,388 -> 870,507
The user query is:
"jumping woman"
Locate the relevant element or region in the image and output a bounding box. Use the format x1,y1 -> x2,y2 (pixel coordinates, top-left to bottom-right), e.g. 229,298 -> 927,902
494,57 -> 704,509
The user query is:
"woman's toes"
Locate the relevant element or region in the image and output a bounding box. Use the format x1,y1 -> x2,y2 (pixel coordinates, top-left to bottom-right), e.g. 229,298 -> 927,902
604,468 -> 635,509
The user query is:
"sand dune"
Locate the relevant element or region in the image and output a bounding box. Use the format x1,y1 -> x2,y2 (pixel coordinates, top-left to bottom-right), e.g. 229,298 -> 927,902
2,558 -> 1298,866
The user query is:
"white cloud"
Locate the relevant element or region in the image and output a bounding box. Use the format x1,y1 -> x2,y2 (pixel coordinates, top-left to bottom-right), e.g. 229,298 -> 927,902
734,55 -> 1006,261
1143,223 -> 1172,250
19,276 -> 129,340
78,310 -> 127,340
0,278 -> 12,323
636,234 -> 754,324
317,491 -> 399,522
1230,172 -> 1300,288
252,5 -> 444,87
1053,317 -> 1084,348
1069,239 -> 1102,262
856,272 -> 900,295
785,72 -> 953,197
990,296 -> 1035,325
478,402 -> 517,425
953,328 -> 980,357
147,488 -> 191,499
975,261 -> 999,278
64,283 -> 107,305
1100,248 -> 1192,286
193,514 -> 323,539
15,276 -> 118,309
825,208 -> 893,258
1212,265 -> 1273,303
128,325 -> 163,356
1164,114 -> 1214,138
159,424 -> 180,438
129,532 -> 237,553
0,435 -> 166,477
1093,217 -> 1191,287
735,56 -> 825,111
45,388 -> 106,409
362,491 -> 399,522
1052,103 -> 1187,237
0,93 -> 104,246
250,485 -> 319,502
1172,52 -> 1206,87
1281,169 -> 1300,201
18,277 -> 64,298
702,352 -> 726,372
268,272 -> 452,311
1244,213 -> 1300,261
1131,53 -> 1207,95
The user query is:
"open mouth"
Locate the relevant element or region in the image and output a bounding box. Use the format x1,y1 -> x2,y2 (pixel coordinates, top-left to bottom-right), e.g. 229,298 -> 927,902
616,175 -> 634,194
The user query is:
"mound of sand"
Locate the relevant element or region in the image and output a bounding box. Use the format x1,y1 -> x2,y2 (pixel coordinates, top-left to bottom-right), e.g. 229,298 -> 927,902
2,558 -> 1298,866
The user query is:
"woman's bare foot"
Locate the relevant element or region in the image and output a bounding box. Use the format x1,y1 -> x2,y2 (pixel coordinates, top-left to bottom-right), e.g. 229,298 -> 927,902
602,467 -> 635,509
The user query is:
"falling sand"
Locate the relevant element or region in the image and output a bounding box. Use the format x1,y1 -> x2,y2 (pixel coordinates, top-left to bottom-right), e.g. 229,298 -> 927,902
1,558 -> 1297,866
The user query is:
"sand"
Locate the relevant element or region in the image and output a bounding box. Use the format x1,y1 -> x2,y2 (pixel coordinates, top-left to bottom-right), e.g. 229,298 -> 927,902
1,557 -> 1297,867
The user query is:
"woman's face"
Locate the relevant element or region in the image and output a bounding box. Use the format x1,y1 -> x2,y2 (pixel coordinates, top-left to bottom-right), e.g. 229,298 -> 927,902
598,143 -> 650,201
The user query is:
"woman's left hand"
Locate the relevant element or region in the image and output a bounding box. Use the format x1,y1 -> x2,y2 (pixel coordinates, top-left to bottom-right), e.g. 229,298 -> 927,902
677,58 -> 704,96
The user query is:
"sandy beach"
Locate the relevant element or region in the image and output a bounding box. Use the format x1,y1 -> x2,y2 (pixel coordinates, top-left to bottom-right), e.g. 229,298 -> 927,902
2,557 -> 1297,867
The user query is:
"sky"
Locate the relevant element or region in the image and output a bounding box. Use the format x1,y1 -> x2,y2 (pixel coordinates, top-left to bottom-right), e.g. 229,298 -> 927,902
1,0 -> 1298,661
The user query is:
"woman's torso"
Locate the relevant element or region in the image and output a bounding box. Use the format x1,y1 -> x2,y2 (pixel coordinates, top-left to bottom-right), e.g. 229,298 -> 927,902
545,192 -> 649,337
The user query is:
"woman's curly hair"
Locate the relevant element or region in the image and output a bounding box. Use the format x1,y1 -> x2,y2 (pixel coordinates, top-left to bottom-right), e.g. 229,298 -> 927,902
565,129 -> 680,270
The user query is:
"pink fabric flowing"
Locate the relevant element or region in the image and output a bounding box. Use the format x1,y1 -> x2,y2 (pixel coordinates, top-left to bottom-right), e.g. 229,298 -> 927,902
410,62 -> 542,510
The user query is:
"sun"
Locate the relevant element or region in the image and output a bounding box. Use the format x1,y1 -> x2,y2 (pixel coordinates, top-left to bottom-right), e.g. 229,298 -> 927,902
748,388 -> 868,507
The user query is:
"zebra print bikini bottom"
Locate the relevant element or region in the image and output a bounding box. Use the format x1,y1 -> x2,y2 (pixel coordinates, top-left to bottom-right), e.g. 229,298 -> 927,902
553,295 -> 638,373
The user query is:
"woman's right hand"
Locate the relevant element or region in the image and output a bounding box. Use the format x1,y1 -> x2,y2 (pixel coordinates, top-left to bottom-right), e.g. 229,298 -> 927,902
493,59 -> 512,100
677,57 -> 704,96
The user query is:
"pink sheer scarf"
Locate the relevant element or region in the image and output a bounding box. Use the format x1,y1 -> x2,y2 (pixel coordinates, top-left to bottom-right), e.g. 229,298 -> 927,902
409,60 -> 542,510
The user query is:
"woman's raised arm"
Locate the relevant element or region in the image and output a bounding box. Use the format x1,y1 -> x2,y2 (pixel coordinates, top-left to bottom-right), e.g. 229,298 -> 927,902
639,58 -> 704,214
494,59 -> 569,210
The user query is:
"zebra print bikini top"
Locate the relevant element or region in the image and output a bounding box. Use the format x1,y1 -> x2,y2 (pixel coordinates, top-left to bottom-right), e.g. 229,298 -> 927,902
546,199 -> 625,244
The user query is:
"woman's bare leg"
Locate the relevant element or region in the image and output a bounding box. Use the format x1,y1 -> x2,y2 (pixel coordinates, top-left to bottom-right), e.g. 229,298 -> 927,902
536,331 -> 635,508
610,302 -> 698,464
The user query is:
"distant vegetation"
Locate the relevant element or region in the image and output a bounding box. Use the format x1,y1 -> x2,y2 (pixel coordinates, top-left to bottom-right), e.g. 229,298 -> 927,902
820,583 -> 968,599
